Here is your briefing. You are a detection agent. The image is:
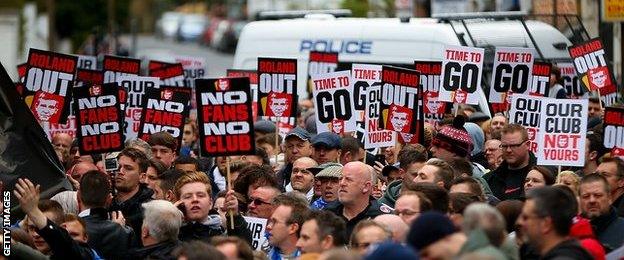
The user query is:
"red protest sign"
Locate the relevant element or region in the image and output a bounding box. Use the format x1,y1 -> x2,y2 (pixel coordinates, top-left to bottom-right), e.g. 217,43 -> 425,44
227,69 -> 258,121
103,55 -> 141,84
379,66 -> 423,138
568,38 -> 618,105
308,51 -> 338,93
24,49 -> 78,124
74,83 -> 124,154
257,58 -> 297,119
76,69 -> 104,86
138,87 -> 191,146
149,61 -> 186,87
415,61 -> 448,126
529,62 -> 551,97
603,107 -> 624,149
196,77 -> 255,156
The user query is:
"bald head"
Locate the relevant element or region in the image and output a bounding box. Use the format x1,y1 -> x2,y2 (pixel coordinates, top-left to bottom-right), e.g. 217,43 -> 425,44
339,162 -> 375,205
52,133 -> 73,148
374,214 -> 409,243
71,162 -> 99,182
293,157 -> 318,167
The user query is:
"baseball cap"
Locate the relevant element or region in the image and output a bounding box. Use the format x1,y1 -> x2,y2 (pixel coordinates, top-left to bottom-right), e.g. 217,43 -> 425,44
311,132 -> 341,149
381,163 -> 400,177
285,127 -> 311,142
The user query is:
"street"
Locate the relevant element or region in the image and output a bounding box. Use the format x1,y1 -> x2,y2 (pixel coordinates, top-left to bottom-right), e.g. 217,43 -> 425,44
133,35 -> 234,78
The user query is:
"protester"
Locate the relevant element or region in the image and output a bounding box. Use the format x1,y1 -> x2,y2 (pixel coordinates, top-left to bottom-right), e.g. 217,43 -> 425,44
378,147 -> 428,208
548,65 -> 567,99
147,131 -> 178,168
129,200 -> 182,259
490,114 -> 508,133
325,161 -> 387,237
146,158 -> 168,188
450,177 -> 487,202
212,236 -> 255,260
266,192 -> 310,260
173,156 -> 200,174
78,170 -> 136,259
373,214 -> 409,243
524,166 -> 556,193
556,171 -> 581,195
485,124 -> 536,200
310,163 -> 343,209
588,97 -> 604,118
285,157 -> 318,201
152,168 -> 184,201
582,133 -> 606,176
430,116 -> 487,178
278,127 -> 313,187
595,156 -> 624,216
339,136 -> 364,165
311,132 -> 342,164
21,199 -> 64,255
408,182 -> 451,213
413,158 -> 454,190
247,185 -> 280,218
296,210 -> 347,254
182,119 -> 199,150
394,191 -> 432,225
516,186 -> 592,259
233,164 -> 280,200
579,173 -> 624,252
52,133 -> 73,166
448,192 -> 482,228
462,203 -> 517,260
349,220 -> 391,255
51,161 -> 99,214
484,138 -> 503,170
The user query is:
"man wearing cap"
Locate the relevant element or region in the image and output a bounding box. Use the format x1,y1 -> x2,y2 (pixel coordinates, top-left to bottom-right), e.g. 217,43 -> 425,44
254,120 -> 277,140
285,157 -> 318,202
311,132 -> 342,165
310,163 -> 343,210
277,127 -> 313,188
325,161 -> 388,238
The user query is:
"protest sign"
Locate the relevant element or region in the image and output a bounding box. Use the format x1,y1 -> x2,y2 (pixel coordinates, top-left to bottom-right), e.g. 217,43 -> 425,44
149,61 -> 186,87
537,98 -> 588,166
529,62 -> 551,96
196,77 -> 255,156
137,87 -> 191,146
16,63 -> 27,96
227,69 -> 258,121
77,55 -> 97,70
603,106 -> 624,149
244,216 -> 269,251
568,38 -> 618,105
379,66 -> 423,141
117,75 -> 160,141
76,69 -> 104,86
438,45 -> 484,105
175,55 -> 207,88
257,58 -> 298,119
308,51 -> 338,94
74,83 -> 124,154
489,47 -> 534,104
613,147 -> 624,161
557,62 -> 584,98
415,61 -> 448,126
311,71 -> 356,134
509,94 -> 542,153
24,49 -> 78,124
103,55 -> 141,84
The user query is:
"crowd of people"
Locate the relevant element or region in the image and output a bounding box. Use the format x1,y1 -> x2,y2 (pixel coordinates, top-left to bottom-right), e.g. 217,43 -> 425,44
4,93 -> 624,260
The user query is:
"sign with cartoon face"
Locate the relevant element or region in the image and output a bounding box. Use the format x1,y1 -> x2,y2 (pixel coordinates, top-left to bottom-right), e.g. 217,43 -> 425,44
31,91 -> 64,123
438,45 -> 485,105
568,38 -> 618,106
536,98 -> 588,166
311,70 -> 357,134
137,87 -> 191,146
489,47 -> 535,104
257,57 -> 297,120
379,66 -> 423,141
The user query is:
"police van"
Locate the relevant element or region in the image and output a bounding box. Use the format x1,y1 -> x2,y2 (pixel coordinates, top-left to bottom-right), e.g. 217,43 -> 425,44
232,11 -> 576,114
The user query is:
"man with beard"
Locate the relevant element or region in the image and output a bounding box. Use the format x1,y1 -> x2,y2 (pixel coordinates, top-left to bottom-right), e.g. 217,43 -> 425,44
285,157 -> 318,202
579,174 -> 624,252
310,163 -> 342,210
110,148 -> 154,244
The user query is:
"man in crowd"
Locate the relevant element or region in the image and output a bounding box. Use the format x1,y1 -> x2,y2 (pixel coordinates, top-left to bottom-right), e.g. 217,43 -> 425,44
339,136 -> 364,165
325,161 -> 387,237
595,156 -> 624,216
175,172 -> 251,242
581,133 -> 605,177
147,131 -> 178,168
311,132 -> 342,164
579,173 -> 624,252
350,220 -> 392,255
52,133 -> 73,165
517,187 -> 592,259
413,158 -> 454,190
151,169 -> 184,201
378,147 -> 428,208
394,191 -> 432,225
310,163 -> 343,210
485,124 -> 536,200
588,97 -> 603,119
490,114 -> 508,132
277,127 -> 313,187
248,185 -> 281,219
430,117 -> 487,178
296,210 -> 347,254
174,156 -> 200,175
130,200 -> 182,259
266,192 -> 310,259
484,138 -> 503,170
374,214 -> 409,243
111,147 -> 154,242
78,170 -> 136,259
286,157 -> 318,201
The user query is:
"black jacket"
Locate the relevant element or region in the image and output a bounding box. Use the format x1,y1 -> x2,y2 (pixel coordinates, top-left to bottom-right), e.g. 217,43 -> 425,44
127,240 -> 180,260
590,207 -> 624,252
82,207 -> 138,259
484,152 -> 537,201
110,184 -> 154,245
541,239 -> 593,260
178,214 -> 252,245
36,219 -> 96,260
325,197 -> 389,238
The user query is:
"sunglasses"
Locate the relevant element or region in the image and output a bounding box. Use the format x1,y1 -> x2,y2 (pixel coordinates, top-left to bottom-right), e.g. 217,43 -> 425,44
249,198 -> 271,206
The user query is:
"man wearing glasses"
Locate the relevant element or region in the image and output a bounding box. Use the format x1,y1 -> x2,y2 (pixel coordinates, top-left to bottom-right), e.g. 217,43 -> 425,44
265,192 -> 310,260
484,124 -> 536,201
247,186 -> 280,219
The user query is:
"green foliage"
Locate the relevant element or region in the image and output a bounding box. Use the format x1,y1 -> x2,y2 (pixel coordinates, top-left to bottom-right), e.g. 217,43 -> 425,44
341,0 -> 368,17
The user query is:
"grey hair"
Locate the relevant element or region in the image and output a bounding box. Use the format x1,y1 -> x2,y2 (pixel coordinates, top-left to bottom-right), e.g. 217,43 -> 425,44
462,203 -> 506,247
142,200 -> 183,242
366,164 -> 377,185
125,138 -> 153,158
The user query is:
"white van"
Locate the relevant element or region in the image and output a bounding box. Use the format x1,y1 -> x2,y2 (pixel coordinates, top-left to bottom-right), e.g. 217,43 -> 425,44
233,13 -> 573,111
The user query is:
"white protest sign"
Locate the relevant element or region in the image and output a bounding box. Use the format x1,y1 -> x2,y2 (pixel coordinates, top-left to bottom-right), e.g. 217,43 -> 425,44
536,98 -> 588,166
117,75 -> 160,141
438,45 -> 484,105
509,94 -> 542,153
365,82 -> 397,149
244,216 -> 269,251
489,47 -> 534,104
175,55 -> 207,88
311,70 -> 357,134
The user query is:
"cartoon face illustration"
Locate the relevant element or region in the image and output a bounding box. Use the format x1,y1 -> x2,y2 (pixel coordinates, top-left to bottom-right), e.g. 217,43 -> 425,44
35,95 -> 59,122
217,79 -> 230,91
527,128 -> 536,141
330,119 -> 344,134
401,133 -> 414,143
390,111 -> 409,132
162,89 -> 173,100
454,90 -> 467,104
588,67 -> 610,89
268,93 -> 291,117
425,92 -> 443,114
558,135 -> 568,148
91,85 -> 102,96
